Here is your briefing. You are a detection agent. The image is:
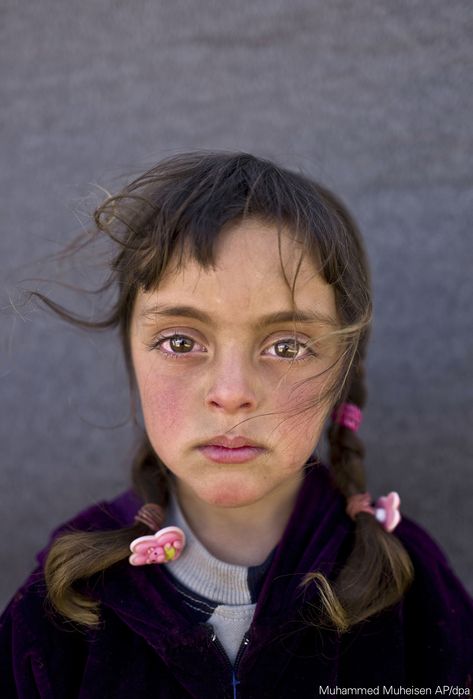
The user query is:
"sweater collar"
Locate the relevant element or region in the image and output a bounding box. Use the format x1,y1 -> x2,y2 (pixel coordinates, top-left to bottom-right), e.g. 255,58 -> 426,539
160,488 -> 276,605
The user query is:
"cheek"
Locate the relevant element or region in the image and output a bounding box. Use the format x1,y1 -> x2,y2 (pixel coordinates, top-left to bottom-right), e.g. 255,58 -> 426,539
272,378 -> 328,447
139,372 -> 190,434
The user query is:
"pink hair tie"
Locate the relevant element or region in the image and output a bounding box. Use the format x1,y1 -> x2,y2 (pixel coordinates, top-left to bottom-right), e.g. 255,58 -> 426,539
332,402 -> 362,432
129,503 -> 186,566
134,503 -> 165,531
346,491 -> 401,533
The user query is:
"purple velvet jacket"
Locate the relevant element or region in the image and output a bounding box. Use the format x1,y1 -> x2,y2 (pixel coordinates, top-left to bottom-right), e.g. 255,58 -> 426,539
1,463 -> 473,697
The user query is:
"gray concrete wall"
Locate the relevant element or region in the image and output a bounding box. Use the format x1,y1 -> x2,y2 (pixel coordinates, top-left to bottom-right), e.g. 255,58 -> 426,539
1,0 -> 472,608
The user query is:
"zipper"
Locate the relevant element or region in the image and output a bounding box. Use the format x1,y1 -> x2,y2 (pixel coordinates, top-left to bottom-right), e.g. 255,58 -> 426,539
205,623 -> 251,699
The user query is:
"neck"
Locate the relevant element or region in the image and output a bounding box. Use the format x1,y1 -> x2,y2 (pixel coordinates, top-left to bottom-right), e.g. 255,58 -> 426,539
174,473 -> 304,566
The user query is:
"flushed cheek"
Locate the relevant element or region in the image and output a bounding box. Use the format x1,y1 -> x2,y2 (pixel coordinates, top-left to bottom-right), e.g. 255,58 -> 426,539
271,382 -> 328,461
140,375 -> 192,437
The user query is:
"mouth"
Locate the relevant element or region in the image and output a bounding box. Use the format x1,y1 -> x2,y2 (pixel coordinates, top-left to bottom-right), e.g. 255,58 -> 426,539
200,435 -> 265,449
197,434 -> 268,463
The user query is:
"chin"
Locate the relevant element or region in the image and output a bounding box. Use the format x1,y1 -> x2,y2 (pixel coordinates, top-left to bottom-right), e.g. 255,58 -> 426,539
197,479 -> 264,509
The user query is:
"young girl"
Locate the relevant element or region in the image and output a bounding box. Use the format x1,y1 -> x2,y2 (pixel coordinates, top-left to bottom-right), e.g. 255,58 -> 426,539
1,151 -> 472,697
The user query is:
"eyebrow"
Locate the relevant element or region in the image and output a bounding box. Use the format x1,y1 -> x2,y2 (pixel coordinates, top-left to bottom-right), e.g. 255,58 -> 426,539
139,303 -> 338,327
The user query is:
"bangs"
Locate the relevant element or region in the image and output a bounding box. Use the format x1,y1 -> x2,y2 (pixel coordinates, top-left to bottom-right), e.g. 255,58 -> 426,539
98,151 -> 341,294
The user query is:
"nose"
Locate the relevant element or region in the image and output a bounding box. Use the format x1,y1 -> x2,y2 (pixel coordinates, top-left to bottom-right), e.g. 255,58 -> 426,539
204,348 -> 259,414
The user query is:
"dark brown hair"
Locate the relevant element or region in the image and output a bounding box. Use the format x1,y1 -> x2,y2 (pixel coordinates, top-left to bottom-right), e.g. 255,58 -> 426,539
27,150 -> 413,631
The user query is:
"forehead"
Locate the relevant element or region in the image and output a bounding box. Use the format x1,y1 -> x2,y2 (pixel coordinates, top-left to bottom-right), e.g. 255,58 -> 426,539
134,219 -> 337,325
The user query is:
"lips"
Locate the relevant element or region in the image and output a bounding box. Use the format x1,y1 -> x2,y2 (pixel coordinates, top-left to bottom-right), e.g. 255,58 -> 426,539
197,435 -> 268,464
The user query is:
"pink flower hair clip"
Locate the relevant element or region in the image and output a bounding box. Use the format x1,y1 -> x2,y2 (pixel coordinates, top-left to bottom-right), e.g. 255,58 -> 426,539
129,503 -> 186,566
129,527 -> 186,566
346,491 -> 401,533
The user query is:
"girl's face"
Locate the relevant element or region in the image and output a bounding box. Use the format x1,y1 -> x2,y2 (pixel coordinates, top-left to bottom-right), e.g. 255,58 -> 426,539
130,219 -> 341,509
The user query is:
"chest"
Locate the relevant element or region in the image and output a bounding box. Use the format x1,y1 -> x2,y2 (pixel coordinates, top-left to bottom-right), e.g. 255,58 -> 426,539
49,615 -> 413,699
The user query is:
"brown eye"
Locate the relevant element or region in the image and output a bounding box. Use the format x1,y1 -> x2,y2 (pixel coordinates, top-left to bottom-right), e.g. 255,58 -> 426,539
168,335 -> 194,353
274,339 -> 300,359
267,337 -> 316,362
149,333 -> 202,359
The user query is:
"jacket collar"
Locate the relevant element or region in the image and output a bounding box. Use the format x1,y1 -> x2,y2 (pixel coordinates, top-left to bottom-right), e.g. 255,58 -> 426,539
75,460 -> 352,653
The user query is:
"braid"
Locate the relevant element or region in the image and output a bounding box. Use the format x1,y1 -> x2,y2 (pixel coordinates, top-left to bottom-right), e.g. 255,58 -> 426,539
301,344 -> 415,632
327,360 -> 367,498
131,432 -> 172,509
43,433 -> 173,628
